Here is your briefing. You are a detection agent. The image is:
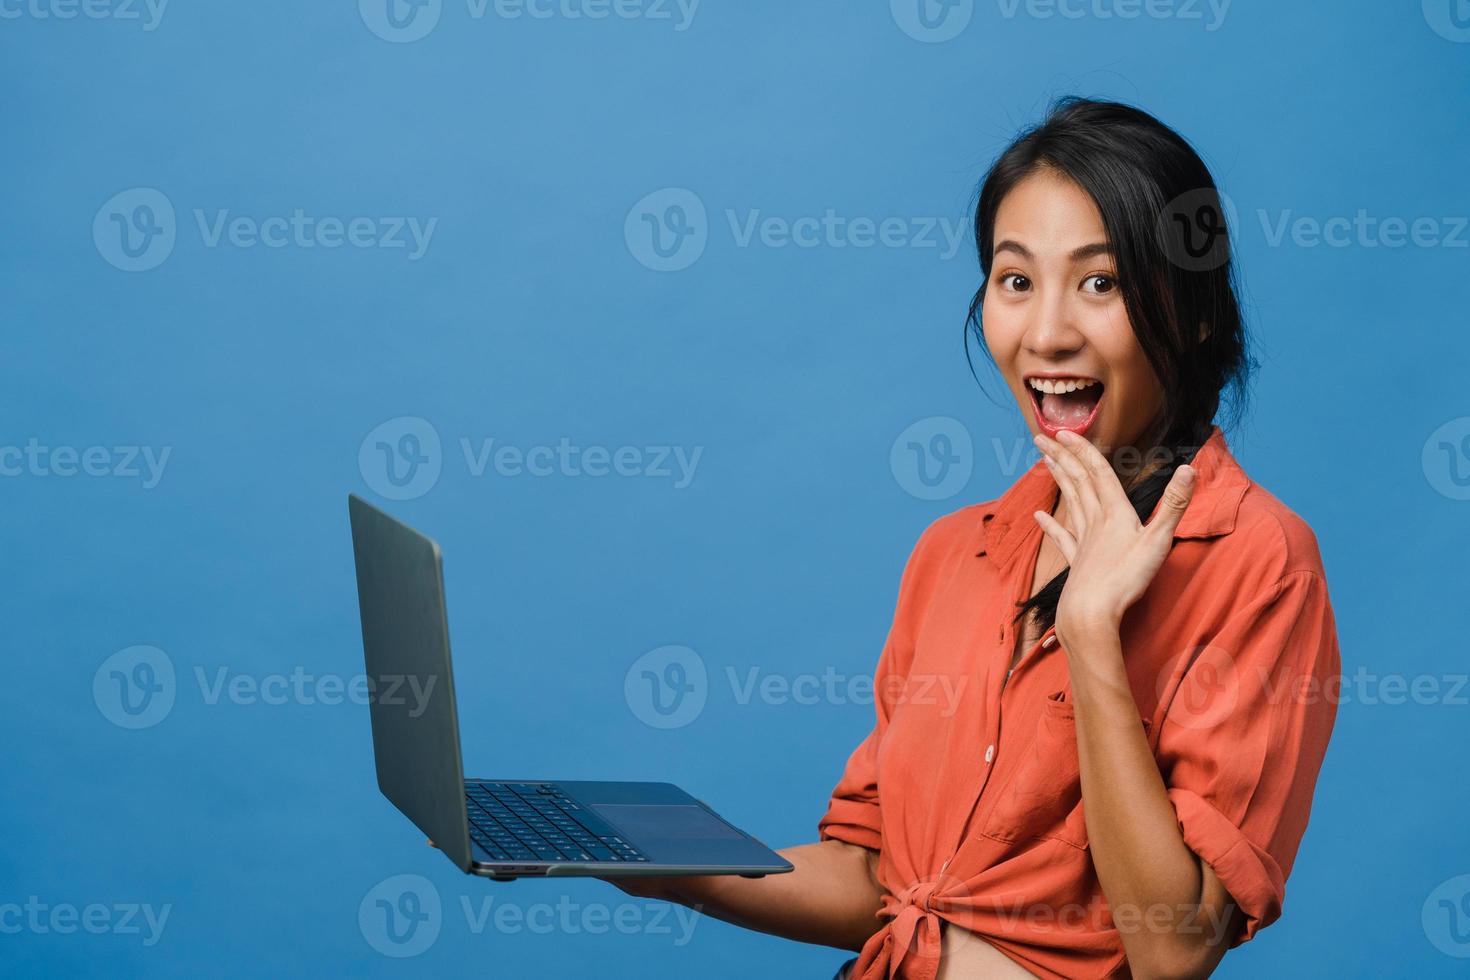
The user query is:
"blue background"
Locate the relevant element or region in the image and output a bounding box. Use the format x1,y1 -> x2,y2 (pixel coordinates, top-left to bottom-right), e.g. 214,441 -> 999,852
4,1 -> 1468,976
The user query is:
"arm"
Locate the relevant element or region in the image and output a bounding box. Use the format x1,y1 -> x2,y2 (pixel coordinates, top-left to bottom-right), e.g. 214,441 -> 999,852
1034,429 -> 1238,978
1034,430 -> 1339,977
1064,626 -> 1242,979
604,839 -> 886,951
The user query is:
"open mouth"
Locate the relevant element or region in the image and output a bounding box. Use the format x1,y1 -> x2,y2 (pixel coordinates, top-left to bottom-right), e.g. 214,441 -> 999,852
1026,376 -> 1105,437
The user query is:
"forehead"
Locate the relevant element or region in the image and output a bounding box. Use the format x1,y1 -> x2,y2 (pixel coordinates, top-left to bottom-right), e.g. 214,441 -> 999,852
993,168 -> 1108,250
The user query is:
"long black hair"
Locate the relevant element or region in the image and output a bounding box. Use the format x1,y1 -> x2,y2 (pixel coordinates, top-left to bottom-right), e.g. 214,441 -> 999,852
964,97 -> 1254,635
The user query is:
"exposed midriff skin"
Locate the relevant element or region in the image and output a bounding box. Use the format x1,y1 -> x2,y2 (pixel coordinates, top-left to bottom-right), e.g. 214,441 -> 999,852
935,924 -> 1040,979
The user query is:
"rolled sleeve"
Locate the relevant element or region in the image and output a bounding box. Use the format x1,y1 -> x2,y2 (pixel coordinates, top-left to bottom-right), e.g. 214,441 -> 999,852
817,725 -> 886,851
1155,568 -> 1341,946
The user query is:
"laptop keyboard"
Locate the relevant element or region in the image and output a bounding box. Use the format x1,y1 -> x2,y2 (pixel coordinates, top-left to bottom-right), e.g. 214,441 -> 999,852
465,782 -> 650,864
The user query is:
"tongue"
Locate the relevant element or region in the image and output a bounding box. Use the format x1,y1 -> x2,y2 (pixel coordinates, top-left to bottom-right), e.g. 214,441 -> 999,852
1040,389 -> 1100,426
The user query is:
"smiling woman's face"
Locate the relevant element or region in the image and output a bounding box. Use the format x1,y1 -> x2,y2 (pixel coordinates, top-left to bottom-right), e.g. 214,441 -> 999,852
982,167 -> 1165,470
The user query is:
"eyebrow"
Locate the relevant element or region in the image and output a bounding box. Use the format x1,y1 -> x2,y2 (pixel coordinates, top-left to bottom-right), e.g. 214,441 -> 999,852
993,239 -> 1113,262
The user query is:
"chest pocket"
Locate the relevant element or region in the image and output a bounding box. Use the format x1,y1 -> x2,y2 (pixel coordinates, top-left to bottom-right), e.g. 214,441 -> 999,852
980,691 -> 1153,851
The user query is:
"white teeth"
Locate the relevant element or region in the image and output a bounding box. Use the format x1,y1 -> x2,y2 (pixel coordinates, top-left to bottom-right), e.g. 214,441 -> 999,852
1027,377 -> 1100,395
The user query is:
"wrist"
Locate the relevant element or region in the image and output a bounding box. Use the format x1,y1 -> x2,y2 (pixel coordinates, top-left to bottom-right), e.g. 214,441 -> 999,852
1056,610 -> 1121,649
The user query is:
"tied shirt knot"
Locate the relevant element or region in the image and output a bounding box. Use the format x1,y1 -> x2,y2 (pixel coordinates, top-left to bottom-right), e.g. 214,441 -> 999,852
859,875 -> 955,980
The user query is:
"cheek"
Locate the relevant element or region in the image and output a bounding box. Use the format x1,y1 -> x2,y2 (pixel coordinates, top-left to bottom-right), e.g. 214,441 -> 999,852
1107,346 -> 1165,424
980,306 -> 1023,365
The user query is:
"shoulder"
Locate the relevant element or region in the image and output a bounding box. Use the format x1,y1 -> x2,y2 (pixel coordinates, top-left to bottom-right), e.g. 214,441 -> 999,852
883,501 -> 993,607
1207,478 -> 1331,594
908,500 -> 992,563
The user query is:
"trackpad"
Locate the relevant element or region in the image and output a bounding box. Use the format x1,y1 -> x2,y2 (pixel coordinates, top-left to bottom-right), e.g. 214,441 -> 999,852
593,804 -> 744,841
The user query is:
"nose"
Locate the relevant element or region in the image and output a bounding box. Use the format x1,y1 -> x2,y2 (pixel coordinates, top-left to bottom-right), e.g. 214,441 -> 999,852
1022,288 -> 1086,361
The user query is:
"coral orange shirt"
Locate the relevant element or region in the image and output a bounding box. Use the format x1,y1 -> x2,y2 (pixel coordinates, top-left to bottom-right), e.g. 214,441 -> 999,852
818,425 -> 1341,979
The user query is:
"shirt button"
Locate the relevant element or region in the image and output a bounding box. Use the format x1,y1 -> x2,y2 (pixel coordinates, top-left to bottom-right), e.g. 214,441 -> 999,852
1042,634 -> 1058,650
984,744 -> 995,764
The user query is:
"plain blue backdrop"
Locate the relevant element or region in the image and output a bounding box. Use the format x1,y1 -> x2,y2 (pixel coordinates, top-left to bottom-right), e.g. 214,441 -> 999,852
4,1 -> 1468,976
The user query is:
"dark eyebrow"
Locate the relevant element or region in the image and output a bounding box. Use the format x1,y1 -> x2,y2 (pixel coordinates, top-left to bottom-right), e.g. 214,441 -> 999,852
992,239 -> 1113,262
1069,242 -> 1113,262
993,238 -> 1032,259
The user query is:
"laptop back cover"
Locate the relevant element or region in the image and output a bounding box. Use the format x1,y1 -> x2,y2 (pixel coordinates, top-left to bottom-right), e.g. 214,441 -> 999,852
348,494 -> 472,872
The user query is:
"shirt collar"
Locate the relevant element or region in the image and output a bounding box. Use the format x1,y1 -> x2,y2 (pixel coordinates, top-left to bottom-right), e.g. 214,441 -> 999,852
974,424 -> 1250,568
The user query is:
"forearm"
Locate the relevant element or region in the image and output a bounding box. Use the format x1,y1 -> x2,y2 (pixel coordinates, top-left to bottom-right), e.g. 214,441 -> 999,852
1064,625 -> 1236,978
612,839 -> 885,951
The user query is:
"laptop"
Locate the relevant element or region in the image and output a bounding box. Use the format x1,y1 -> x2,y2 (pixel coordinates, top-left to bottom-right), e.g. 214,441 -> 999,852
347,494 -> 794,882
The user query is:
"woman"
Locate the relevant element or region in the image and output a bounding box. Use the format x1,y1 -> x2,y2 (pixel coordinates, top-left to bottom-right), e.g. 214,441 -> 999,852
612,98 -> 1341,979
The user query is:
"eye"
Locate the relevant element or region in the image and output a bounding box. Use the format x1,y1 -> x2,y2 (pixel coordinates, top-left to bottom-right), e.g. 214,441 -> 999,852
1082,274 -> 1117,295
998,272 -> 1031,292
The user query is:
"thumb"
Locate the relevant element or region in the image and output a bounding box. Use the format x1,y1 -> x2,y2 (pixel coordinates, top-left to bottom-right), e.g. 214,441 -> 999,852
1147,464 -> 1195,539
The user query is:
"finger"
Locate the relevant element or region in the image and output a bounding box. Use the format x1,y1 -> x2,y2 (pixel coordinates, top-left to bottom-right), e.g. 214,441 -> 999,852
1038,449 -> 1086,538
1049,431 -> 1105,524
1037,435 -> 1093,533
1145,464 -> 1196,541
426,839 -> 438,849
1033,510 -> 1077,564
1057,429 -> 1133,516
